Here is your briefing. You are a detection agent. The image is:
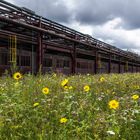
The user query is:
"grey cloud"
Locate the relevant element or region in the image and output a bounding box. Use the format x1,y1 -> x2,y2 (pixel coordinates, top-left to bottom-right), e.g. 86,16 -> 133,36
10,0 -> 72,23
122,1 -> 140,29
73,0 -> 140,29
8,0 -> 140,29
73,0 -> 123,25
93,30 -> 138,51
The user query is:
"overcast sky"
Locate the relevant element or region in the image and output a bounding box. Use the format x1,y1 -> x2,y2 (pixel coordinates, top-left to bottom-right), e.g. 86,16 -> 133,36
6,0 -> 140,54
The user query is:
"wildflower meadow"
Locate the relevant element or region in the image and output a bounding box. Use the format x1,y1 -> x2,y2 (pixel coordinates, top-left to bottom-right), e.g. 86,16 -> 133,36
0,72 -> 140,140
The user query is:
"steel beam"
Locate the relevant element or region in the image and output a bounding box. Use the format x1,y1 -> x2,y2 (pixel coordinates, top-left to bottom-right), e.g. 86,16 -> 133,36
1,15 -> 139,63
0,0 -> 140,63
0,29 -> 37,44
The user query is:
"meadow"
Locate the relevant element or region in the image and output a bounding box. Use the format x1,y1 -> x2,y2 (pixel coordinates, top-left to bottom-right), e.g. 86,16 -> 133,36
0,72 -> 140,140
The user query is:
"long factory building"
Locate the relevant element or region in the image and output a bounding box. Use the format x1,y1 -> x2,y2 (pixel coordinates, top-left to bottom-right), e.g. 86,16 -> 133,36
0,0 -> 140,75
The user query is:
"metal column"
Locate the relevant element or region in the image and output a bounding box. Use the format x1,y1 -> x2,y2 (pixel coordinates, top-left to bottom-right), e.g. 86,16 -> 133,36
108,54 -> 111,73
119,59 -> 121,73
132,63 -> 134,73
37,17 -> 43,73
94,49 -> 98,74
72,43 -> 76,74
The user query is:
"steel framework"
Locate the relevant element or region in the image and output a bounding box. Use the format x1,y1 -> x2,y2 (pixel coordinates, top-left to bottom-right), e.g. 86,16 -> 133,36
0,0 -> 140,74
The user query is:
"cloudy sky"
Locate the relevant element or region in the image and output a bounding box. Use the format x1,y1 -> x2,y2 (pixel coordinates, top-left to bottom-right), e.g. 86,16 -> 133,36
6,0 -> 140,53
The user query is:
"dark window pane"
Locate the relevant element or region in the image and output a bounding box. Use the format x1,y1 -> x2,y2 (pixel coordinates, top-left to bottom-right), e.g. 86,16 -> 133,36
56,59 -> 60,68
21,56 -> 25,66
17,55 -> 19,66
0,53 -> 8,65
64,60 -> 69,67
43,58 -> 52,67
77,62 -> 80,68
21,56 -> 30,66
56,59 -> 63,68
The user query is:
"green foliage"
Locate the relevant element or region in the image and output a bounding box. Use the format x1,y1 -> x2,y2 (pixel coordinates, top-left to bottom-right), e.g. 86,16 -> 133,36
0,73 -> 140,140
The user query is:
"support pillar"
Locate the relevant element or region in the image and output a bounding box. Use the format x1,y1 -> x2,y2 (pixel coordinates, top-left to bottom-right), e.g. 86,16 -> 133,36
119,58 -> 121,73
125,61 -> 128,72
94,49 -> 98,74
72,43 -> 76,74
37,17 -> 43,73
132,63 -> 133,73
108,54 -> 111,73
37,33 -> 43,73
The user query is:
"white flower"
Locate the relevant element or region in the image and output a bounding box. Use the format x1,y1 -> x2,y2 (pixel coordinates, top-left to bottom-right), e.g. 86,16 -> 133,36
107,130 -> 115,135
133,110 -> 139,114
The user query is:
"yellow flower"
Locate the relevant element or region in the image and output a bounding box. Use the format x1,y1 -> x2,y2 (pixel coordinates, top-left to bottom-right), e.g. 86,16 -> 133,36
83,85 -> 90,92
108,100 -> 119,109
99,77 -> 105,82
69,86 -> 73,90
33,102 -> 39,107
63,86 -> 73,91
132,94 -> 139,100
13,72 -> 22,80
64,86 -> 68,91
133,85 -> 139,89
60,117 -> 68,123
42,87 -> 49,94
61,79 -> 68,87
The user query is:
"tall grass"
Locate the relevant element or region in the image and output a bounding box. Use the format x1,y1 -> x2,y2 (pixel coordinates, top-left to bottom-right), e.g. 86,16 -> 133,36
0,73 -> 140,140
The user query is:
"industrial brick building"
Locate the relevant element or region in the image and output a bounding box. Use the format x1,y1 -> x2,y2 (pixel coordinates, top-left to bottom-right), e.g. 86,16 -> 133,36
0,0 -> 140,75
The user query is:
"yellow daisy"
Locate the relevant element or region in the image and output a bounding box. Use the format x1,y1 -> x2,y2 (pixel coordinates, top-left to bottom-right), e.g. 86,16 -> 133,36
99,77 -> 105,82
42,87 -> 49,94
132,94 -> 139,100
69,86 -> 73,90
83,85 -> 90,92
108,100 -> 119,109
13,72 -> 22,80
60,117 -> 68,123
33,102 -> 39,107
61,79 -> 68,87
64,86 -> 68,91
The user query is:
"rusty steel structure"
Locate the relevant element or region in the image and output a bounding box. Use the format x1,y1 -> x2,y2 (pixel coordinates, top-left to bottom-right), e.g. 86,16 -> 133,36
0,0 -> 140,75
